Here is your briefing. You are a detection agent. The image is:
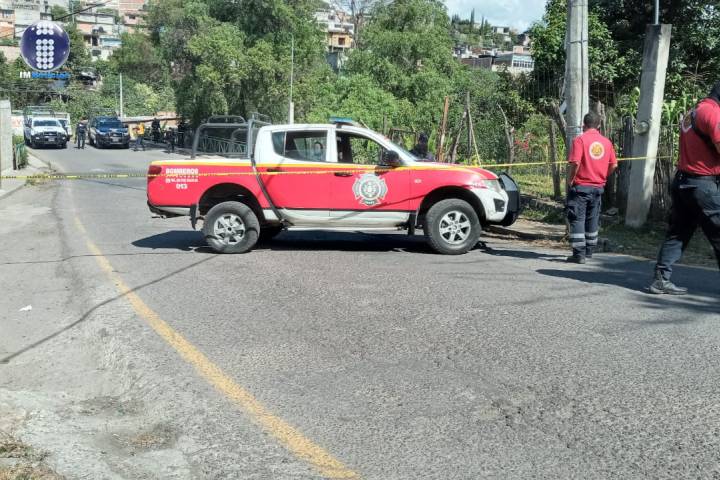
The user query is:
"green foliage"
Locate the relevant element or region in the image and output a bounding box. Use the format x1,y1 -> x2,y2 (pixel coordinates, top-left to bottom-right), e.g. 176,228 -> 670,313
65,24 -> 90,72
530,0 -> 624,83
111,33 -> 168,84
593,0 -> 720,100
50,5 -> 68,20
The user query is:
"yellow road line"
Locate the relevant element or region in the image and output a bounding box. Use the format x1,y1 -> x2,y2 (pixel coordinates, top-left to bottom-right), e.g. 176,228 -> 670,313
73,216 -> 359,479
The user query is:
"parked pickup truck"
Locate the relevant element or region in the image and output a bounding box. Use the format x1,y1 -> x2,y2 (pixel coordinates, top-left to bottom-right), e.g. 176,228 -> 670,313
146,117 -> 520,255
24,117 -> 68,148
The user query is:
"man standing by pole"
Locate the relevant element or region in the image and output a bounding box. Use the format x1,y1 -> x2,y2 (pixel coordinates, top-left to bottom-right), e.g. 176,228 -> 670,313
565,112 -> 617,263
649,82 -> 720,295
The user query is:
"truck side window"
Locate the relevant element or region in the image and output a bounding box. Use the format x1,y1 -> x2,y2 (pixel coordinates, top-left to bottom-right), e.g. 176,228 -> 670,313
272,130 -> 327,162
336,132 -> 385,165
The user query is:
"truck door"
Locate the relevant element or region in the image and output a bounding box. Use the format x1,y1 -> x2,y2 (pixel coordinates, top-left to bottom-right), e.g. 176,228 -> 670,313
329,130 -> 411,227
257,128 -> 333,226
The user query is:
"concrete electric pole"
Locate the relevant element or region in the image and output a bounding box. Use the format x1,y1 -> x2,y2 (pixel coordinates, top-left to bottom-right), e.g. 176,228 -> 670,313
564,0 -> 589,151
0,99 -> 11,187
288,35 -> 294,124
119,73 -> 124,119
624,9 -> 671,227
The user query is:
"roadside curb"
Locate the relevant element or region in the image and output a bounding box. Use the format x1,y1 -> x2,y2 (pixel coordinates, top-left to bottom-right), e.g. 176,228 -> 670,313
487,223 -> 566,242
0,152 -> 53,201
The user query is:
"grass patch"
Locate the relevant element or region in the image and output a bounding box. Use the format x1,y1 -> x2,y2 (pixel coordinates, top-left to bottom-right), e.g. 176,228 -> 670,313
602,222 -> 717,267
511,170 -> 561,200
0,433 -> 62,480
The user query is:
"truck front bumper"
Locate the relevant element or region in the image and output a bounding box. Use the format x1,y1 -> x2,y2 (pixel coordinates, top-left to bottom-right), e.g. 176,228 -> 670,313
497,172 -> 521,226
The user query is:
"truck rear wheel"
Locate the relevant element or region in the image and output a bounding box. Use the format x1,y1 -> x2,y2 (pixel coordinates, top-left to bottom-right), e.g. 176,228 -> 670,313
423,198 -> 481,255
203,201 -> 260,254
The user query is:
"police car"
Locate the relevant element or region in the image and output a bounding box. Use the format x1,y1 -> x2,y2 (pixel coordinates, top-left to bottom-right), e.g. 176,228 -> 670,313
146,116 -> 520,255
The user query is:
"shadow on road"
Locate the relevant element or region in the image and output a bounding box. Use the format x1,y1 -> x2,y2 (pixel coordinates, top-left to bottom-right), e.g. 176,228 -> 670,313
478,244 -> 566,261
537,258 -> 718,316
132,230 -> 437,254
132,230 -> 207,251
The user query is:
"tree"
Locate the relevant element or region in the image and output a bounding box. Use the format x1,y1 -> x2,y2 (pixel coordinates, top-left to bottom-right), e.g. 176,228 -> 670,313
65,23 -> 90,72
50,5 -> 68,20
593,0 -> 720,100
530,0 -> 624,86
111,33 -> 168,84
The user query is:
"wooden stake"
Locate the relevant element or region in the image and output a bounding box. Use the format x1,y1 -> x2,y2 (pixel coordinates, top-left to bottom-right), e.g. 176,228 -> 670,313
437,96 -> 449,162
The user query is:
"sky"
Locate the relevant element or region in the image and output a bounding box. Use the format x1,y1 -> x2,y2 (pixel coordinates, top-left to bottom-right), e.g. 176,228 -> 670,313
444,0 -> 546,33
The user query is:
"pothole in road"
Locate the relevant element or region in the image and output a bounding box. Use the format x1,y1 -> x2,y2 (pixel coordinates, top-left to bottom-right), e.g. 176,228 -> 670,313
111,423 -> 179,453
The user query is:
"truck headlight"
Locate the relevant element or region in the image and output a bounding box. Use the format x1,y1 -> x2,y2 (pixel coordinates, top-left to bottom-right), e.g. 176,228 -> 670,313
471,179 -> 503,195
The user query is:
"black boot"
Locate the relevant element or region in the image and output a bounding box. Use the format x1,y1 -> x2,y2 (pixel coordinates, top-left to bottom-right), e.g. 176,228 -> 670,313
566,254 -> 586,264
649,273 -> 688,295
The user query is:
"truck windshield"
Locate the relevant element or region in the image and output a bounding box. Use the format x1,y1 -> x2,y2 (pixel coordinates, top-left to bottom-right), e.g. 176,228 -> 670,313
99,120 -> 123,128
33,120 -> 60,127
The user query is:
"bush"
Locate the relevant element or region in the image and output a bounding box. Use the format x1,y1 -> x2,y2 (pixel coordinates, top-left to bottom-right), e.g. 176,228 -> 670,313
12,135 -> 28,169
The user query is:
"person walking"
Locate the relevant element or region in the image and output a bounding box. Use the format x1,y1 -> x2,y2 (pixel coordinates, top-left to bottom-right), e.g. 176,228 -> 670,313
565,112 -> 618,263
134,122 -> 146,151
649,82 -> 720,295
75,119 -> 86,149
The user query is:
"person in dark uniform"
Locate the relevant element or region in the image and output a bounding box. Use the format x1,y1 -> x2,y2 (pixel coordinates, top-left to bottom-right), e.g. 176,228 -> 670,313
151,117 -> 161,143
410,133 -> 435,162
650,82 -> 720,295
165,127 -> 176,153
76,119 -> 86,149
565,112 -> 618,263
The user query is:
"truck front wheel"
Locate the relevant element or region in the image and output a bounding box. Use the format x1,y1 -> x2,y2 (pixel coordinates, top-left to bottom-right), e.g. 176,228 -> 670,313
423,198 -> 481,255
203,201 -> 260,253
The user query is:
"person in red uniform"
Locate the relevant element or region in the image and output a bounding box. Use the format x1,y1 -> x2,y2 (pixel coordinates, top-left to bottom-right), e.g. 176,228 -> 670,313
565,112 -> 618,263
650,82 -> 720,294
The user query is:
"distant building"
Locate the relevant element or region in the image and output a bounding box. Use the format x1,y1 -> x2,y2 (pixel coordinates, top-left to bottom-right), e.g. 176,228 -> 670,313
315,9 -> 354,51
0,8 -> 13,37
122,11 -> 143,33
75,12 -> 122,61
491,25 -> 512,45
493,51 -> 534,75
315,9 -> 354,71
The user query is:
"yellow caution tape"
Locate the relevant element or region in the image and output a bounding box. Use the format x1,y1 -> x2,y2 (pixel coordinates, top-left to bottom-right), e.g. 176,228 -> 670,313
0,154 -> 674,181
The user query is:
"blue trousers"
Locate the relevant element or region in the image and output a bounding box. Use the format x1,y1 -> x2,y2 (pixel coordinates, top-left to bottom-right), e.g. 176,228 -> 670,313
656,173 -> 720,280
566,185 -> 603,257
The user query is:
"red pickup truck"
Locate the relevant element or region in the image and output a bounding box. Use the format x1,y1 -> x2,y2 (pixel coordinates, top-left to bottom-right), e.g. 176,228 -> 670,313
147,117 -> 520,255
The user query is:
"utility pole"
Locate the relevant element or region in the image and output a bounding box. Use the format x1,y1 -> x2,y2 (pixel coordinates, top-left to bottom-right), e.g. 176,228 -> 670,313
564,0 -> 589,151
0,100 -> 11,188
118,73 -> 123,119
625,22 -> 672,227
288,35 -> 294,124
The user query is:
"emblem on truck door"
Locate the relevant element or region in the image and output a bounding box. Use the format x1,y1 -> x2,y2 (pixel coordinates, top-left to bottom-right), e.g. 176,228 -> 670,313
352,173 -> 388,206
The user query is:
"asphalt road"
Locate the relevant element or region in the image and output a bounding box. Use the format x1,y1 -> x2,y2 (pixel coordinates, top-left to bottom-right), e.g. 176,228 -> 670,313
1,142 -> 719,479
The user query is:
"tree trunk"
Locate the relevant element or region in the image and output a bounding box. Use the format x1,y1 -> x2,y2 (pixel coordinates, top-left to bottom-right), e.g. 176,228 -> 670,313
449,109 -> 468,164
548,119 -> 562,200
436,96 -> 450,162
617,116 -> 633,216
497,103 -> 514,171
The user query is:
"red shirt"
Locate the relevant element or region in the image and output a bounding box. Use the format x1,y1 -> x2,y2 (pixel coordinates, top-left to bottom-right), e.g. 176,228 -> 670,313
568,129 -> 617,187
679,98 -> 720,176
